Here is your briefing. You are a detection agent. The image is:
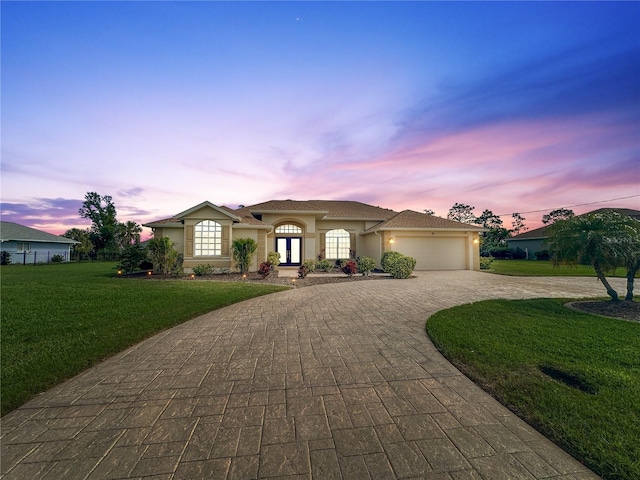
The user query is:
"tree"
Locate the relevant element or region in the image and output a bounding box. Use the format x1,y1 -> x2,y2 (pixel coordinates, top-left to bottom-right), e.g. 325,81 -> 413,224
117,221 -> 142,248
618,216 -> 640,300
473,210 -> 508,255
511,213 -> 527,236
63,228 -> 94,261
79,192 -> 119,254
232,238 -> 258,274
542,208 -> 575,225
475,209 -> 503,229
447,203 -> 476,224
546,211 -> 638,301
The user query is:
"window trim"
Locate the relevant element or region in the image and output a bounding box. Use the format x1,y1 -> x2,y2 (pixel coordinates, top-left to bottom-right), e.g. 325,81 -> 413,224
275,224 -> 303,234
325,229 -> 350,259
194,220 -> 222,256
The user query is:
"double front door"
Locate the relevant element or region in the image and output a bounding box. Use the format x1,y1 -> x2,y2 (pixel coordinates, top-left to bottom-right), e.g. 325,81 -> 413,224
276,237 -> 301,266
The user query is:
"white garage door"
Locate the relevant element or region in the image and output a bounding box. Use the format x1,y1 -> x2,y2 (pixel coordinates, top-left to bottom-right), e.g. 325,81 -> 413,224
395,237 -> 467,270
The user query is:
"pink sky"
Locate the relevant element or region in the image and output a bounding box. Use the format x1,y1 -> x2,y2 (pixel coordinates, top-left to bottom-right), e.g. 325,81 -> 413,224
2,2 -> 638,237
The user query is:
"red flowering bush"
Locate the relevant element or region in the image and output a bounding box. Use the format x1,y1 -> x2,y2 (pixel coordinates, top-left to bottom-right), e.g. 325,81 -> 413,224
258,261 -> 273,278
341,260 -> 357,276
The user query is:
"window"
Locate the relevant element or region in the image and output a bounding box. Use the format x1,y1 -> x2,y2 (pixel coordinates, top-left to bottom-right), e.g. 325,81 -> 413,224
16,242 -> 31,253
325,229 -> 350,259
194,220 -> 222,256
275,224 -> 302,234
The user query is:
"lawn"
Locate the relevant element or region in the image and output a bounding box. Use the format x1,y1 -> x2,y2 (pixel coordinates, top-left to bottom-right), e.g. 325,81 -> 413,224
0,262 -> 288,416
488,259 -> 631,277
426,298 -> 640,480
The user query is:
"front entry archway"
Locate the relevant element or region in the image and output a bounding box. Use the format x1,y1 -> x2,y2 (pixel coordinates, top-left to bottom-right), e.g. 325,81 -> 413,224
276,237 -> 302,266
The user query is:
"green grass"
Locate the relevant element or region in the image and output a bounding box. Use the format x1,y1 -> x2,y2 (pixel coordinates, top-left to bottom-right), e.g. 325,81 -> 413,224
1,262 -> 288,416
490,259 -> 594,276
488,259 -> 631,277
426,299 -> 640,480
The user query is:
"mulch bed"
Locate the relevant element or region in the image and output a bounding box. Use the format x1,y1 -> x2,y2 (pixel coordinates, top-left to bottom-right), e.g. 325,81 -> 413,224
567,301 -> 640,322
184,272 -> 395,287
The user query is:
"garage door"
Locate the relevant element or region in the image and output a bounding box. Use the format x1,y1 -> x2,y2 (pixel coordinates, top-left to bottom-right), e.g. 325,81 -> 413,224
395,237 -> 467,270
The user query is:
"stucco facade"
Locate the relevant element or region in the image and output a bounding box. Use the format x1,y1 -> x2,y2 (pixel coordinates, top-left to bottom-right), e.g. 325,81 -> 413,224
144,200 -> 484,272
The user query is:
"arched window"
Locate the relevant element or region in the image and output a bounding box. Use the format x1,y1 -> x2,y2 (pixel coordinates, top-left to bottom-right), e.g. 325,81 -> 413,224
275,224 -> 302,234
325,229 -> 350,259
194,220 -> 222,256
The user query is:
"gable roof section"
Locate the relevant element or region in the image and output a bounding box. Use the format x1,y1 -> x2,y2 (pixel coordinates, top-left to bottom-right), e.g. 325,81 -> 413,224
175,201 -> 241,222
0,222 -> 78,244
367,210 -> 485,232
143,202 -> 268,229
244,200 -> 397,220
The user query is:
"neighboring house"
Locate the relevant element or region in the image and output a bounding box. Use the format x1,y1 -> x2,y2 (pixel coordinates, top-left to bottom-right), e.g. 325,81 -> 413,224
507,208 -> 640,260
0,221 -> 78,264
143,200 -> 484,272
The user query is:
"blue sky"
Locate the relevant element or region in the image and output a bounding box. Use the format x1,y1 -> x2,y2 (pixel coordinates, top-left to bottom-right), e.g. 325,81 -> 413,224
2,1 -> 639,235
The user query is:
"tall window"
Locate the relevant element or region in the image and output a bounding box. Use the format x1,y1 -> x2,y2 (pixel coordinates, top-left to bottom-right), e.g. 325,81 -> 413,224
194,220 -> 222,256
275,224 -> 302,234
325,229 -> 350,259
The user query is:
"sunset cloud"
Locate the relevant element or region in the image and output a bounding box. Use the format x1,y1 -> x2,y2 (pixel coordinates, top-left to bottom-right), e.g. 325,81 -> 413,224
1,2 -> 638,234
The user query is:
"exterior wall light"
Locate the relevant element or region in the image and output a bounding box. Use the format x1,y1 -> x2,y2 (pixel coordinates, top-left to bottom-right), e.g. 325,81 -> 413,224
389,238 -> 395,244
473,238 -> 479,244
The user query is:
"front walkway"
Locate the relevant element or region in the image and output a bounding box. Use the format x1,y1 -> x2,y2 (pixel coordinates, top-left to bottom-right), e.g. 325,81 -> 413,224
2,272 -> 623,479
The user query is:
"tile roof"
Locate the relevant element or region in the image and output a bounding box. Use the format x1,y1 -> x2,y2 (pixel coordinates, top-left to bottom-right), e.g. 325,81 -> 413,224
370,210 -> 484,231
0,222 -> 78,244
244,200 -> 397,220
145,200 -> 489,230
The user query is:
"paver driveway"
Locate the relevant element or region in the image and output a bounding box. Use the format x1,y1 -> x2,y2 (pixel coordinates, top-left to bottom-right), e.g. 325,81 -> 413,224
2,271 -> 624,479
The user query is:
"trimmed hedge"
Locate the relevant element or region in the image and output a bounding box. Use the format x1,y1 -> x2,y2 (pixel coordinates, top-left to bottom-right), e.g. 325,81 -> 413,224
381,251 -> 416,279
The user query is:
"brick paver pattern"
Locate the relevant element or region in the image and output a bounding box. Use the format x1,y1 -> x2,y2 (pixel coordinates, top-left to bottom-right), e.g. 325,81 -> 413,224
3,271 -> 621,479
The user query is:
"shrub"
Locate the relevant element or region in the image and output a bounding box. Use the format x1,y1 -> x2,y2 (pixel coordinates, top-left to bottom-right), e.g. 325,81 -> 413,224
488,247 -> 512,259
192,264 -> 214,276
512,248 -> 527,260
390,255 -> 416,279
357,256 -> 376,276
51,254 -> 65,263
147,236 -> 180,275
1,251 -> 11,265
342,260 -> 357,276
479,256 -> 494,270
298,264 -> 309,278
316,259 -> 333,272
117,243 -> 148,274
303,260 -> 316,273
381,251 -> 404,273
232,238 -> 258,274
267,251 -> 281,269
258,261 -> 272,278
535,250 -> 550,261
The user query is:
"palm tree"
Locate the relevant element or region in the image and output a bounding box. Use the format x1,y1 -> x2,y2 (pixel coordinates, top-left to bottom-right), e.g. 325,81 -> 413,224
546,211 -> 640,301
118,221 -> 143,248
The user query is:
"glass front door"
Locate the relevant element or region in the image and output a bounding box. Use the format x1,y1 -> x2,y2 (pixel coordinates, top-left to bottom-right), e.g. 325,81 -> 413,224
276,237 -> 302,266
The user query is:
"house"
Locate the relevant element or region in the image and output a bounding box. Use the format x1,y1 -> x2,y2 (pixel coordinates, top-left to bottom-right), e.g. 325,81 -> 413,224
507,208 -> 640,259
0,221 -> 78,264
143,200 -> 484,272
